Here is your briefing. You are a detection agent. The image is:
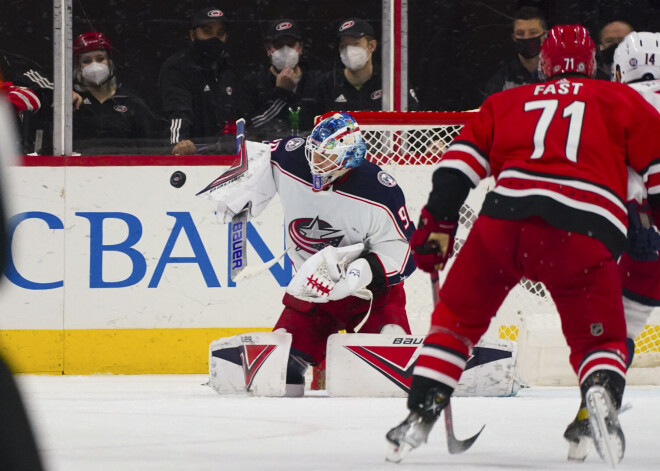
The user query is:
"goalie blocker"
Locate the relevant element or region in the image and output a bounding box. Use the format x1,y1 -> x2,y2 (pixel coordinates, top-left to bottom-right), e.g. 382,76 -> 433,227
209,332 -> 520,397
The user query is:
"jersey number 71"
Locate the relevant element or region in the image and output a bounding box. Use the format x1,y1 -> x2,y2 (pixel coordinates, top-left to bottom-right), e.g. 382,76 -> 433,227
524,99 -> 586,162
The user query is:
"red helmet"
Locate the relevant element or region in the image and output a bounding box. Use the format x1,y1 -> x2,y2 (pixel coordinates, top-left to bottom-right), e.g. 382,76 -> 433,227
539,25 -> 596,79
73,32 -> 112,59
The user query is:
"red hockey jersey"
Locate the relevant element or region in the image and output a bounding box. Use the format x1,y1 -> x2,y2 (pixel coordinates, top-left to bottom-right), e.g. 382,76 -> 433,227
438,77 -> 660,256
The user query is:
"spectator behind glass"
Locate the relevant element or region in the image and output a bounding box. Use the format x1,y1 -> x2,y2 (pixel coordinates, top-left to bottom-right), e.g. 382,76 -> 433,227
595,21 -> 633,80
245,19 -> 324,140
72,32 -> 162,155
318,18 -> 420,113
160,7 -> 251,155
482,6 -> 548,99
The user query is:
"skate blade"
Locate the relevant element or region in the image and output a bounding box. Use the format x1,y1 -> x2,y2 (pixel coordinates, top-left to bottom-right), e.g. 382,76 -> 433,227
567,436 -> 592,461
385,441 -> 412,463
586,386 -> 625,468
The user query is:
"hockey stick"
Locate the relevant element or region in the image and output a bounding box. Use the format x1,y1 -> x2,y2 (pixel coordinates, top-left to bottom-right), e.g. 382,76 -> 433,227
194,119 -> 250,281
196,118 -> 248,197
232,245 -> 293,282
430,270 -> 485,454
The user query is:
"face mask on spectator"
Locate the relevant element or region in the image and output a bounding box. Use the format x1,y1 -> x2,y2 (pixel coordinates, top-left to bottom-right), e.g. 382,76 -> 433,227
598,44 -> 618,65
82,62 -> 110,85
513,35 -> 543,59
340,45 -> 370,71
271,46 -> 299,71
193,37 -> 227,64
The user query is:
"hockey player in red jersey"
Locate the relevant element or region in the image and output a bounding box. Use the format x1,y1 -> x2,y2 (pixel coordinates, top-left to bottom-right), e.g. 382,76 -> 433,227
611,32 -> 660,370
386,25 -> 660,466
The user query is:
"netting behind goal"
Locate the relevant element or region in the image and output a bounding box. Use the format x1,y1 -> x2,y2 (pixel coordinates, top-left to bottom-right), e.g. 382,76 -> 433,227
349,111 -> 660,381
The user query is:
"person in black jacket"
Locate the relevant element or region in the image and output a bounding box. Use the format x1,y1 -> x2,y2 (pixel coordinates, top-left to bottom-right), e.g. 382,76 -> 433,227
318,18 -> 420,113
159,7 -> 250,155
245,19 -> 324,140
72,32 -> 162,155
481,6 -> 548,100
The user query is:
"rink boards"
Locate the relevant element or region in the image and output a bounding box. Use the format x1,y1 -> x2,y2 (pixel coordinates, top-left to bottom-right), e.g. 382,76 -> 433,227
0,155 -> 291,374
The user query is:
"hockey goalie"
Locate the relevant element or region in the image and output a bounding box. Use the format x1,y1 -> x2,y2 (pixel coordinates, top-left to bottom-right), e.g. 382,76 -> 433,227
200,113 -> 519,398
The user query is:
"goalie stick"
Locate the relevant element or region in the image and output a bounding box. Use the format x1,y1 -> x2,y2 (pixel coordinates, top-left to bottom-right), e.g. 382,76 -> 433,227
430,270 -> 485,454
197,119 -> 249,281
232,245 -> 293,282
196,118 -> 248,197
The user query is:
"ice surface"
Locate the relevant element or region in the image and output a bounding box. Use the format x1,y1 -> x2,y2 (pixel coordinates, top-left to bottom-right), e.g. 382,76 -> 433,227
16,375 -> 660,470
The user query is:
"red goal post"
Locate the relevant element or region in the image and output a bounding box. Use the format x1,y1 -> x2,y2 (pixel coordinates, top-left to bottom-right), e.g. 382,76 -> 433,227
333,110 -> 660,385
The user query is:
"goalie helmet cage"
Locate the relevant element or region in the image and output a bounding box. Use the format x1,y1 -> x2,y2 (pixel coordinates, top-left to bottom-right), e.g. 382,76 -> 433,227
344,110 -> 660,386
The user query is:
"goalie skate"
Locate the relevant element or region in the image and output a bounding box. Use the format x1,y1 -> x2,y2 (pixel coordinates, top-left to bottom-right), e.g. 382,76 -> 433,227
586,385 -> 625,467
385,411 -> 437,463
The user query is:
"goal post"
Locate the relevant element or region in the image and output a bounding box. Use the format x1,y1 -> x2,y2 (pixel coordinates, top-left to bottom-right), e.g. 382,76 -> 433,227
335,110 -> 660,386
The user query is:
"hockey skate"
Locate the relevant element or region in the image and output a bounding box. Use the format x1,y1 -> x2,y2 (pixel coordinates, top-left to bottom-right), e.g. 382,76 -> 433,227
586,385 -> 625,467
386,410 -> 437,462
564,370 -> 625,467
385,387 -> 449,462
564,407 -> 592,461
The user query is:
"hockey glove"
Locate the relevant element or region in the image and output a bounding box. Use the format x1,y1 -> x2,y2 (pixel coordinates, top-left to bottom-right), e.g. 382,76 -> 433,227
286,243 -> 365,302
626,200 -> 660,261
2,82 -> 41,113
410,207 -> 458,273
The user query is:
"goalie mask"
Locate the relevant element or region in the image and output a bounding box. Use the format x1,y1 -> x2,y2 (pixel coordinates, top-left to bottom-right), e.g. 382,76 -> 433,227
539,25 -> 596,79
305,112 -> 367,191
613,31 -> 660,83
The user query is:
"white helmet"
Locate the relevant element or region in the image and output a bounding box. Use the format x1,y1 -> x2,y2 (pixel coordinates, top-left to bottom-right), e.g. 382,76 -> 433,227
612,31 -> 660,83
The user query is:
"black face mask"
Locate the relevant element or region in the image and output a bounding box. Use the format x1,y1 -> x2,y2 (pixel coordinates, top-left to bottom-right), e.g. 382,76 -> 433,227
193,37 -> 227,66
514,35 -> 543,59
598,44 -> 617,65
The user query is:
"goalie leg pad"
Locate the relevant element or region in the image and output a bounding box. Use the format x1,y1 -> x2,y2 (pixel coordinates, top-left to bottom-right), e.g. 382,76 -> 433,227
209,332 -> 291,396
325,333 -> 519,397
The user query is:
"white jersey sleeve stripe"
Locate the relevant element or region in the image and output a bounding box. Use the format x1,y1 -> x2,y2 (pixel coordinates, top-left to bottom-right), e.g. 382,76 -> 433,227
492,186 -> 628,235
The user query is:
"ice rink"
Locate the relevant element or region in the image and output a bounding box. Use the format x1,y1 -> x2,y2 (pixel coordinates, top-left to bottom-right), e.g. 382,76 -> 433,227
16,375 -> 660,470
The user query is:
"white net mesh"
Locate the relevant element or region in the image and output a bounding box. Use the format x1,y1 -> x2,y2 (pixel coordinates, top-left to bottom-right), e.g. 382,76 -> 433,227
352,111 -> 660,370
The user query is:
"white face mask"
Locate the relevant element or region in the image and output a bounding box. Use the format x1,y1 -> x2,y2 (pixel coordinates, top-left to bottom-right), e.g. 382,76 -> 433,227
82,62 -> 110,86
340,45 -> 370,71
271,46 -> 300,71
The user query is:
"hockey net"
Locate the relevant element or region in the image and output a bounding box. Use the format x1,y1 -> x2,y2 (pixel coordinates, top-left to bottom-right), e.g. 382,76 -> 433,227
347,110 -> 660,383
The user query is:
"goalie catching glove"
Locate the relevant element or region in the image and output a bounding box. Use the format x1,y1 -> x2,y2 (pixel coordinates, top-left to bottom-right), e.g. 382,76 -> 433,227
410,207 -> 458,273
286,243 -> 373,303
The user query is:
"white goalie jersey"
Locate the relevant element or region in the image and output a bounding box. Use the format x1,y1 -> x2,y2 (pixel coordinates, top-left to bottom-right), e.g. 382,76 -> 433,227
203,136 -> 416,286
269,137 -> 416,286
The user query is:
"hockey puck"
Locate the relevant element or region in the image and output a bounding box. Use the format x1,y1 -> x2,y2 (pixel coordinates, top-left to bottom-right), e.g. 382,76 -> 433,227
170,170 -> 186,188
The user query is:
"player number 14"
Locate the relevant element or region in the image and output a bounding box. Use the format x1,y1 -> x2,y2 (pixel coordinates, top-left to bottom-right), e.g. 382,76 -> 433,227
524,99 -> 585,162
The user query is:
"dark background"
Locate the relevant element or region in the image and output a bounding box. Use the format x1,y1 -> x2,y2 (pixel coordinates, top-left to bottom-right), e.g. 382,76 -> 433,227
4,0 -> 660,114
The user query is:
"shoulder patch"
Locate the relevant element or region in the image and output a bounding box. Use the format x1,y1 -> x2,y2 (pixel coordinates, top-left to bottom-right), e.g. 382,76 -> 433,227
377,171 -> 397,188
285,137 -> 305,152
269,139 -> 282,152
